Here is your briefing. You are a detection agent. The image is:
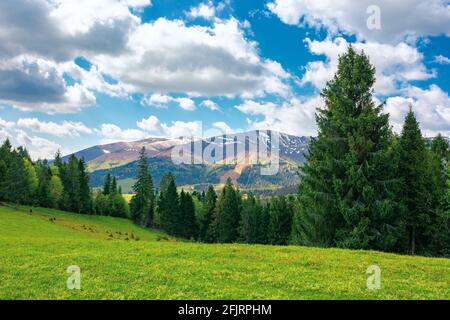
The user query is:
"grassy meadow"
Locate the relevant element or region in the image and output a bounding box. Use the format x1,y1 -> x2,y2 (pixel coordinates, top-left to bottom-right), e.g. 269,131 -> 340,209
0,205 -> 449,300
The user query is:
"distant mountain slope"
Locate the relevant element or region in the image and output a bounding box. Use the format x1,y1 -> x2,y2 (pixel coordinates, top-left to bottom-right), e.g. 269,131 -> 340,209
64,130 -> 310,194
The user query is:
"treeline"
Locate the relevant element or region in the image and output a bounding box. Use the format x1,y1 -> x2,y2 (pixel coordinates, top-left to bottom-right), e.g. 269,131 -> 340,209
128,146 -> 296,244
0,142 -> 128,218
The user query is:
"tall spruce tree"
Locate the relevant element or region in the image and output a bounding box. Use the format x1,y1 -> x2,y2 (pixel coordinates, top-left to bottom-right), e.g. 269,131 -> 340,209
158,174 -> 181,235
130,147 -> 155,226
216,178 -> 241,243
398,110 -> 439,255
256,203 -> 270,244
199,186 -> 217,241
295,46 -> 402,251
180,190 -> 198,239
429,135 -> 450,256
78,158 -> 91,214
3,151 -> 30,205
268,196 -> 293,245
63,155 -> 81,212
238,194 -> 259,243
103,173 -> 112,195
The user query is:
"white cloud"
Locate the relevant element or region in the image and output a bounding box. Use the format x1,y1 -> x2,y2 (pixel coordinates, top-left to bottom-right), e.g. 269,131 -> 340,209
0,56 -> 96,113
385,84 -> 450,136
212,121 -> 233,133
0,117 -> 15,130
267,0 -> 450,43
141,94 -> 196,111
15,129 -> 65,160
137,116 -> 202,137
175,97 -> 196,111
124,0 -> 152,9
434,55 -> 450,65
301,37 -> 432,95
17,118 -> 92,137
91,17 -> 291,97
201,99 -> 220,111
98,123 -> 147,143
187,1 -> 216,20
0,1 -> 292,112
236,97 -> 322,136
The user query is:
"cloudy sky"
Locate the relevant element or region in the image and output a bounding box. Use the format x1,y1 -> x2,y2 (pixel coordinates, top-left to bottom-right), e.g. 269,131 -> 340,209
0,0 -> 449,159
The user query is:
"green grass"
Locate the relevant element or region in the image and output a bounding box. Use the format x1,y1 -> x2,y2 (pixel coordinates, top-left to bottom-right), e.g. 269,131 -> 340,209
0,205 -> 449,300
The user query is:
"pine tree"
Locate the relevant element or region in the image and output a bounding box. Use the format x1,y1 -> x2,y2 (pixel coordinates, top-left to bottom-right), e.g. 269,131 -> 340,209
199,186 -> 217,241
158,174 -> 181,235
103,173 -> 112,195
130,147 -> 155,226
268,196 -> 293,245
3,151 -> 30,205
239,194 -> 258,243
78,158 -> 91,214
399,110 -> 440,255
295,46 -> 402,251
216,178 -> 241,243
111,176 -> 118,195
180,190 -> 198,239
0,139 -> 12,201
256,203 -> 270,244
36,161 -> 52,207
429,135 -> 450,256
401,112 -> 432,254
63,155 -> 81,212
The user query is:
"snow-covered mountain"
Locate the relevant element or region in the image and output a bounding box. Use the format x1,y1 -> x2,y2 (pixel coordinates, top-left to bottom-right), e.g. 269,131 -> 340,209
64,130 -> 311,194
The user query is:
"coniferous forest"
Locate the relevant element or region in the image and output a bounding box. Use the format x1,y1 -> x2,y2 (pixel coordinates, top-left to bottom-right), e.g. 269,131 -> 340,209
1,47 -> 449,257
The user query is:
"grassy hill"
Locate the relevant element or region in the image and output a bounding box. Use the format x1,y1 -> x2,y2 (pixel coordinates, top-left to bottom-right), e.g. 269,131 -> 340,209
0,205 -> 449,300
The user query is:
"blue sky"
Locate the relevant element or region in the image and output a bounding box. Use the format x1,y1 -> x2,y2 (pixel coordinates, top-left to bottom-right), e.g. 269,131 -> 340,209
0,0 -> 449,159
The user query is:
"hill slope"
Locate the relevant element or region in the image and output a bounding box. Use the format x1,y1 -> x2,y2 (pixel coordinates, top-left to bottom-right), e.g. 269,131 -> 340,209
1,205 -> 449,299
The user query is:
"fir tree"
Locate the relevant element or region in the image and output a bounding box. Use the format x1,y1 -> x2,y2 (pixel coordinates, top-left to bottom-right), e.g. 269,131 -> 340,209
158,174 -> 181,235
103,173 -> 112,195
216,178 -> 241,243
295,46 -> 402,251
180,190 -> 198,239
399,110 -> 439,255
268,196 -> 293,245
130,147 -> 155,226
199,186 -> 217,241
78,158 -> 91,214
238,194 -> 259,243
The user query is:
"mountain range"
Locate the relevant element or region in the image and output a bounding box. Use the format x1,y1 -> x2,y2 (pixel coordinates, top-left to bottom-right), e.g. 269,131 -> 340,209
63,130 -> 310,195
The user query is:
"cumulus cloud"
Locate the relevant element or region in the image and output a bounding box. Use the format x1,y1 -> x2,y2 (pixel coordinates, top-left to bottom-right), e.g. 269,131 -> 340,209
141,94 -> 196,111
175,98 -> 196,111
186,1 -> 216,20
91,17 -> 291,97
385,85 -> 450,136
236,97 -> 322,136
137,116 -> 202,137
0,0 -> 138,61
17,118 -> 92,137
0,1 -> 292,113
98,123 -> 148,143
267,0 -> 450,43
300,37 -> 432,95
434,55 -> 450,65
201,99 -> 220,111
0,56 -> 96,113
212,121 -> 233,133
14,129 -> 65,160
